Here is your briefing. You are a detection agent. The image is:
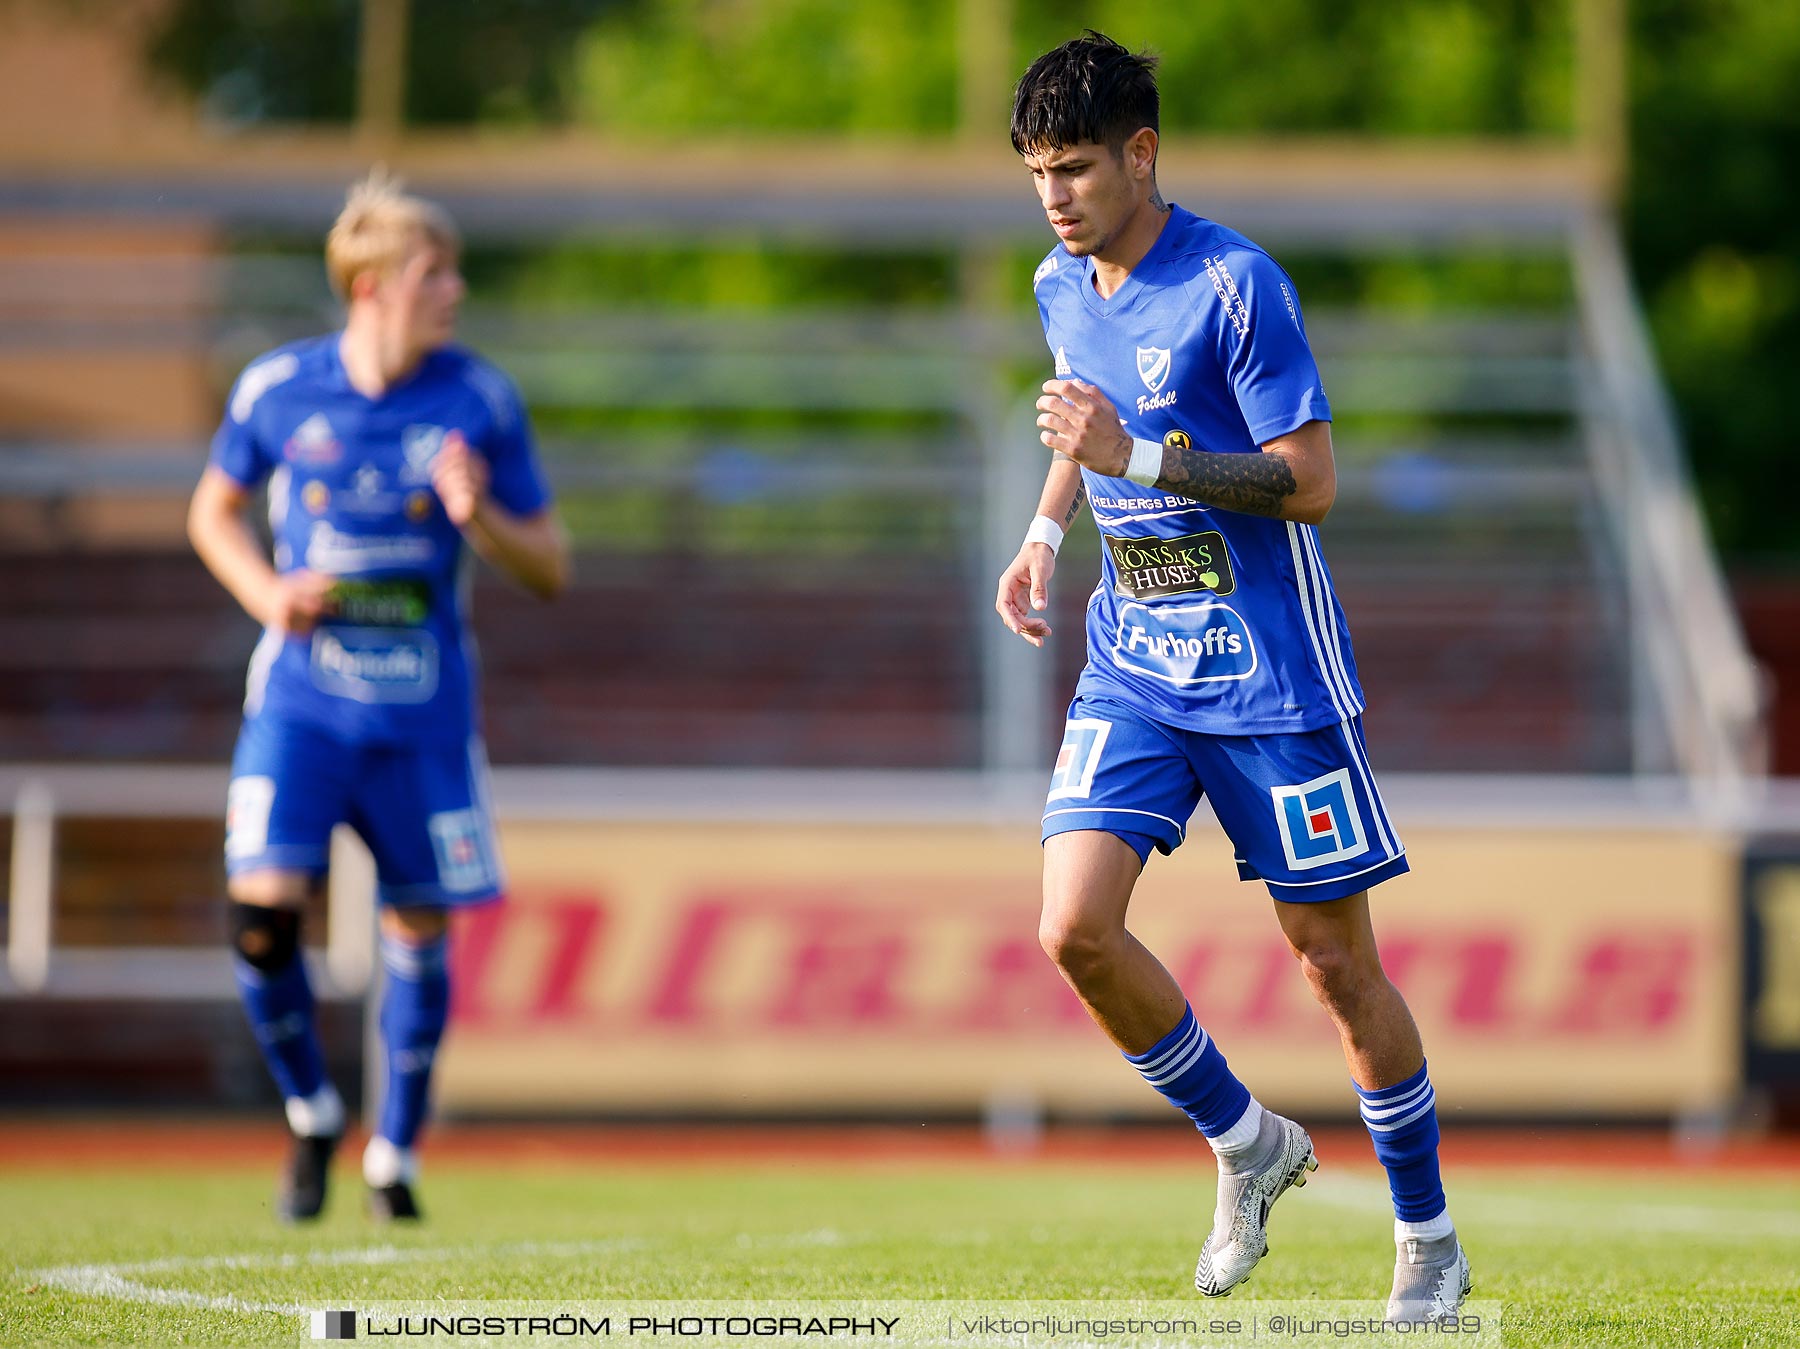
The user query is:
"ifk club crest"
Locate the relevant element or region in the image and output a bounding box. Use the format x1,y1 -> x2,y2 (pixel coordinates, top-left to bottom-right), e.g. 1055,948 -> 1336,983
1136,346 -> 1171,394
400,425 -> 447,483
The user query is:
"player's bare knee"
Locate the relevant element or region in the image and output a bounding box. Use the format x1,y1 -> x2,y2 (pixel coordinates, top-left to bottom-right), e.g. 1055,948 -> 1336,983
1293,940 -> 1371,1018
227,869 -> 310,907
382,905 -> 449,944
1038,909 -> 1122,981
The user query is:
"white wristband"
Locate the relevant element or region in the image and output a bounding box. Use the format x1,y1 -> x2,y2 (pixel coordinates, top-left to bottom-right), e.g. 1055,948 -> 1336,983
1024,514 -> 1064,555
1125,437 -> 1163,486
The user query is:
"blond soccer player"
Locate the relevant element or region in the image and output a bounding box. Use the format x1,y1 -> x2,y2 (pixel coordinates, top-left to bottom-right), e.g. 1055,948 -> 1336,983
189,172 -> 567,1222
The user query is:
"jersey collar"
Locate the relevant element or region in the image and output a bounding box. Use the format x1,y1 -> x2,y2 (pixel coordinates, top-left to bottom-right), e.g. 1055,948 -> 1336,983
329,331 -> 442,404
1079,204 -> 1188,318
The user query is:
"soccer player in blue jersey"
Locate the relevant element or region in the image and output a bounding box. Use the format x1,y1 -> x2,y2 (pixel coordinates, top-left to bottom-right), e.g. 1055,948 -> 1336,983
994,34 -> 1470,1323
187,172 -> 568,1223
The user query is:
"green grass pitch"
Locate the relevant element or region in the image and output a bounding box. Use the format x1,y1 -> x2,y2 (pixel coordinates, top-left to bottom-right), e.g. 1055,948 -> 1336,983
4,1153 -> 1798,1346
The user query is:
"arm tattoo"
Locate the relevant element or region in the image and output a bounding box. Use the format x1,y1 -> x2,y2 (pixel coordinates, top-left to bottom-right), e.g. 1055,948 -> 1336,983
1061,480 -> 1087,529
1154,446 -> 1297,518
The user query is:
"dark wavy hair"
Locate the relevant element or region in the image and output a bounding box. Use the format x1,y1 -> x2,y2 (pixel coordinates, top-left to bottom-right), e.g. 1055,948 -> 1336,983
1010,31 -> 1160,157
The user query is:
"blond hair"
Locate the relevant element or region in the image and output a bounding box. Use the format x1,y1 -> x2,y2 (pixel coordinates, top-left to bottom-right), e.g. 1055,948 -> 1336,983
324,168 -> 460,300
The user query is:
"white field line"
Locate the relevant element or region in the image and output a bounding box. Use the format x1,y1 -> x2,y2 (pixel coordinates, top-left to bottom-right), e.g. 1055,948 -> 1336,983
19,1231 -> 851,1316
1303,1171 -> 1800,1241
20,1236 -> 647,1317
733,1228 -> 846,1249
19,1266 -> 308,1317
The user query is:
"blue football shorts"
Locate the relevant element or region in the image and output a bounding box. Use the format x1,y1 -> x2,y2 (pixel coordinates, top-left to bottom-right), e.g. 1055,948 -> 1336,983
1040,693 -> 1409,903
225,712 -> 505,908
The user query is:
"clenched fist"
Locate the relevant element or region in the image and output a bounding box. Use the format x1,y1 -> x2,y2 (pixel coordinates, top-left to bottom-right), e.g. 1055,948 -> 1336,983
430,430 -> 490,527
1036,380 -> 1132,476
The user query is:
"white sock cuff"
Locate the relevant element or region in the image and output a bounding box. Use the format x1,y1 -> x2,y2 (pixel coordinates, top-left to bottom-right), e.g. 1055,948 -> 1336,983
284,1083 -> 344,1139
380,933 -> 448,980
363,1133 -> 419,1187
1395,1210 -> 1455,1243
1206,1097 -> 1266,1157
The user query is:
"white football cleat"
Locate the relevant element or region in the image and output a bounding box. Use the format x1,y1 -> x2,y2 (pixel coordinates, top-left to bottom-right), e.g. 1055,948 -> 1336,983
1193,1112 -> 1317,1296
1386,1233 -> 1472,1324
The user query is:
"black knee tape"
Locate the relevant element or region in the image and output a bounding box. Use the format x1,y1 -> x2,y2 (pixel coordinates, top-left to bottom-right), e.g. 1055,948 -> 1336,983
230,902 -> 301,973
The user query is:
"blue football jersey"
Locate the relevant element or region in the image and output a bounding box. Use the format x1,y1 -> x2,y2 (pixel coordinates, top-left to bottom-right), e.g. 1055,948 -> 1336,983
209,334 -> 552,746
1035,205 -> 1363,735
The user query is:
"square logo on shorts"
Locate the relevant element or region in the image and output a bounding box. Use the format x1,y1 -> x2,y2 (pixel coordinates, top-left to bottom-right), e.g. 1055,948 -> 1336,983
1048,718 -> 1112,801
225,776 -> 275,862
428,809 -> 494,894
1271,768 -> 1368,871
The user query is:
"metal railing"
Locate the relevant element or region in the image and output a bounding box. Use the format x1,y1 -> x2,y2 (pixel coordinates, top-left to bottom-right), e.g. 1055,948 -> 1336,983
1572,216 -> 1766,792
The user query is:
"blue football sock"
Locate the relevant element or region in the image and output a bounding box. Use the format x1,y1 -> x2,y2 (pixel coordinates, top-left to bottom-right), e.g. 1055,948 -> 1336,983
1123,1003 -> 1253,1137
1357,1061 -> 1448,1223
377,931 -> 450,1150
232,945 -> 326,1104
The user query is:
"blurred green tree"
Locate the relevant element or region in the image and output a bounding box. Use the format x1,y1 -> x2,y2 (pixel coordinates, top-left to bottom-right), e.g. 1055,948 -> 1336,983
143,0 -> 619,126
1629,0 -> 1800,560
573,0 -> 959,136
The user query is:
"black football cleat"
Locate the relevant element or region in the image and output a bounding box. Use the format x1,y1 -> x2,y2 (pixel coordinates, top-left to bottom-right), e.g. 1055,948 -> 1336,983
367,1180 -> 422,1222
276,1131 -> 340,1223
